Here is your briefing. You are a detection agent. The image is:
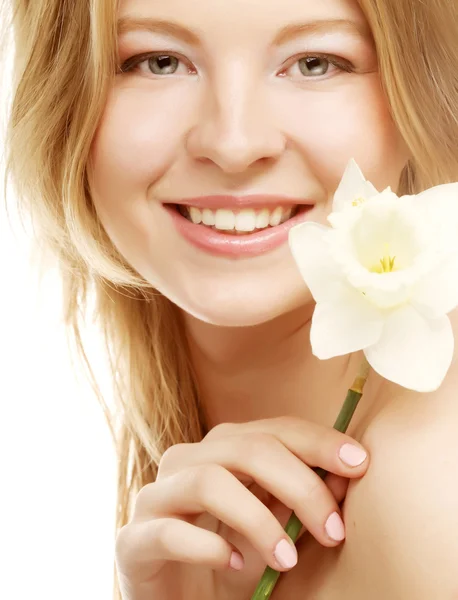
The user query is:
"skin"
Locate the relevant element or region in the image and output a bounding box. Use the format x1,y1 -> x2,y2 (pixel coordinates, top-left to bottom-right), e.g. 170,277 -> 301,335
90,0 -> 458,597
90,0 -> 408,428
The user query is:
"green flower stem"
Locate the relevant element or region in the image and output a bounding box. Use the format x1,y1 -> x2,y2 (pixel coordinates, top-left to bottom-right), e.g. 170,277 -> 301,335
250,357 -> 371,600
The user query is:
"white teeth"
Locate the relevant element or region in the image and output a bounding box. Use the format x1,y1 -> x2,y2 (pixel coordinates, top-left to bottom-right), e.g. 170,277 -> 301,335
215,209 -> 236,230
182,205 -> 298,232
202,208 -> 215,226
256,208 -> 270,229
269,207 -> 283,227
189,207 -> 202,224
281,208 -> 292,223
235,209 -> 257,232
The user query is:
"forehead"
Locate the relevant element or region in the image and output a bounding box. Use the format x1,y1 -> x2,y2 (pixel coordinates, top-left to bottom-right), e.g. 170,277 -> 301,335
118,0 -> 370,43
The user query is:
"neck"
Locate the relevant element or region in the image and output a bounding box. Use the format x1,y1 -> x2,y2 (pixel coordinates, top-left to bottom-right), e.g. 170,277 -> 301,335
183,305 -> 378,434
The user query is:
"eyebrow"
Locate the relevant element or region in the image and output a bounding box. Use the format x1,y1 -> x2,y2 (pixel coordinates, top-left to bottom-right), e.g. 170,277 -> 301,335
117,16 -> 371,45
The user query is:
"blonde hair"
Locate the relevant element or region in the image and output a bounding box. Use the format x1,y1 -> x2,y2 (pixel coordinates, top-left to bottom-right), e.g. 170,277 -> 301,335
2,0 -> 458,597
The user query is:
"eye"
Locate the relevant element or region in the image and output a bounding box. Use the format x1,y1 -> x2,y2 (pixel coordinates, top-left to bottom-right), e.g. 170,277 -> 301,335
282,54 -> 354,79
119,52 -> 194,76
299,56 -> 330,76
119,51 -> 354,79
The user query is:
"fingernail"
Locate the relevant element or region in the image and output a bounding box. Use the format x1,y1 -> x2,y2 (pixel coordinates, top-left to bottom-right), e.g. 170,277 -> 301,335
229,551 -> 244,571
325,512 -> 346,542
274,538 -> 298,569
339,443 -> 367,467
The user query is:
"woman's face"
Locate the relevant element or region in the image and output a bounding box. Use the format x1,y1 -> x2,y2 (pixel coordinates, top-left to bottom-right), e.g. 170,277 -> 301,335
89,0 -> 409,326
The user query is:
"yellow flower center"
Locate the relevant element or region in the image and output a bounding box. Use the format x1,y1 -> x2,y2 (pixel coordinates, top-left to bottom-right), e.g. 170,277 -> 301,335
369,243 -> 397,273
352,196 -> 365,207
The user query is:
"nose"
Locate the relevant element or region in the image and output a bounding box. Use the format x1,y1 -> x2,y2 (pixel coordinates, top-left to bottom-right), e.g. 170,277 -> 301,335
185,74 -> 286,174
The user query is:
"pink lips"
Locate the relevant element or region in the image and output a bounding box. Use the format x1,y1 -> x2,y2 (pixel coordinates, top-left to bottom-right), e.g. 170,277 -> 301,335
162,195 -> 316,258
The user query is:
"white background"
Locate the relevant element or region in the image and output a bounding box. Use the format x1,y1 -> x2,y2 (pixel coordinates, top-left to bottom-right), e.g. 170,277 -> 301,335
1,17 -> 118,600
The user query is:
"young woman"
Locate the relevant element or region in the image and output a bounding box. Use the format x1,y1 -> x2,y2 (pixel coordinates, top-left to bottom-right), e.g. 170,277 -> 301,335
3,0 -> 458,598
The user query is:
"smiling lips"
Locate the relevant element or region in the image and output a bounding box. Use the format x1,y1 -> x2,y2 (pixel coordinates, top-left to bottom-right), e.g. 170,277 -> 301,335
162,194 -> 316,257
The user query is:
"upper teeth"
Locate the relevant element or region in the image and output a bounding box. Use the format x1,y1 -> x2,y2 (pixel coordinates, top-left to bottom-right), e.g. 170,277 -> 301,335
183,206 -> 295,232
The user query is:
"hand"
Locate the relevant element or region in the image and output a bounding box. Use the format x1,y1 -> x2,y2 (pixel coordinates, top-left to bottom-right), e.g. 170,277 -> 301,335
115,416 -> 370,600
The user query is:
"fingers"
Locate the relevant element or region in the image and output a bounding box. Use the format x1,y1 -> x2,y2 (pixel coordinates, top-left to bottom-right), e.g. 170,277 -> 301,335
295,474 -> 349,545
133,465 -> 301,572
134,459 -> 348,572
156,432 -> 361,546
142,416 -> 370,576
116,518 -> 241,583
202,416 -> 369,479
325,473 -> 350,505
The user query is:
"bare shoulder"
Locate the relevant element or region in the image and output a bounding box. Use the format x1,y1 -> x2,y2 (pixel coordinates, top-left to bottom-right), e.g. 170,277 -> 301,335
341,308 -> 458,599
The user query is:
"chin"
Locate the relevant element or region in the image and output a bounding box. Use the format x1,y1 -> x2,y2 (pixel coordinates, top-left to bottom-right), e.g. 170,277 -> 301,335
176,284 -> 313,327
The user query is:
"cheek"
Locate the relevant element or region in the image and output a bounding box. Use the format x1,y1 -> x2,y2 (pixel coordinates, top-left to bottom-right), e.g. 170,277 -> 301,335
90,83 -> 196,193
285,74 -> 408,193
88,87 -> 185,282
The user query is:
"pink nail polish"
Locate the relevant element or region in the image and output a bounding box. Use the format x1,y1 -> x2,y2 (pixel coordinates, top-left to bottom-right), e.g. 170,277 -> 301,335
339,443 -> 367,467
274,539 -> 298,569
230,551 -> 244,570
325,512 -> 346,542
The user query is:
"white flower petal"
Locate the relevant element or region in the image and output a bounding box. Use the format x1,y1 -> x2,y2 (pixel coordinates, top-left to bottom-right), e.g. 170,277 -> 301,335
326,191 -> 439,310
364,305 -> 454,392
333,159 -> 378,213
310,287 -> 384,359
289,222 -> 343,303
327,205 -> 362,230
411,253 -> 458,318
413,183 -> 458,244
414,183 -> 458,214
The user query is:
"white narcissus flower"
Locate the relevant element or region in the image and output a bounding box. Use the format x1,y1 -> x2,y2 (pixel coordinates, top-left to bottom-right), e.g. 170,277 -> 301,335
289,159 -> 458,392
